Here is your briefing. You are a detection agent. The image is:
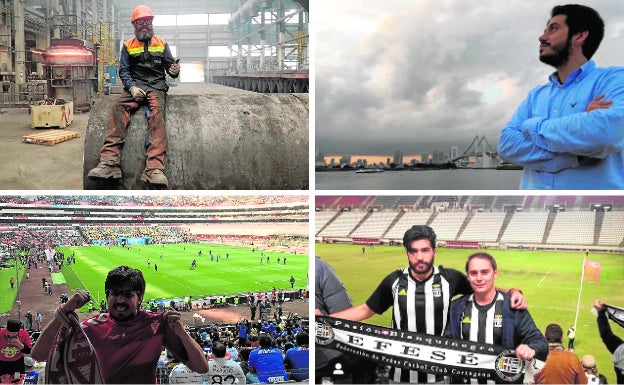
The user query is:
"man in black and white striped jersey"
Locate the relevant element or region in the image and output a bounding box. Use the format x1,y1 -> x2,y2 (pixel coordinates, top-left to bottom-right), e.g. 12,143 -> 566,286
445,252 -> 548,384
330,225 -> 527,383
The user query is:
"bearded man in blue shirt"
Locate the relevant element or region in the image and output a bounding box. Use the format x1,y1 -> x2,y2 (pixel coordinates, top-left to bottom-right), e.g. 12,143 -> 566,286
499,4 -> 624,189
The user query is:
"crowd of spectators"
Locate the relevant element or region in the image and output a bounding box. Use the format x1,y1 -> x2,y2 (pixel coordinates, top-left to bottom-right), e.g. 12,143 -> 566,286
0,227 -> 83,256
20,305 -> 309,384
194,234 -> 307,251
0,225 -> 197,258
0,225 -> 306,254
0,195 -> 306,208
160,315 -> 309,384
82,225 -> 194,244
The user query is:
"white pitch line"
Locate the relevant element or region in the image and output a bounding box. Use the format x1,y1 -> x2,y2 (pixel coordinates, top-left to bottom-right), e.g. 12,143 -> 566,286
537,268 -> 552,287
535,285 -> 579,291
573,257 -> 586,331
531,304 -> 577,313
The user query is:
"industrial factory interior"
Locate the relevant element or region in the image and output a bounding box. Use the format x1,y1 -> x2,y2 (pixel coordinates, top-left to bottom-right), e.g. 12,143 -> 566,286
0,0 -> 309,190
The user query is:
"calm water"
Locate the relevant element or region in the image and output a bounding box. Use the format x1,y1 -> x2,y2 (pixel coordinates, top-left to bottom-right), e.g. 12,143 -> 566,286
315,169 -> 523,190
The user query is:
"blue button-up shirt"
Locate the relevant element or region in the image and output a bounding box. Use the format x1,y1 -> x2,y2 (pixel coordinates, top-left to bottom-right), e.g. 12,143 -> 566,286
499,60 -> 624,189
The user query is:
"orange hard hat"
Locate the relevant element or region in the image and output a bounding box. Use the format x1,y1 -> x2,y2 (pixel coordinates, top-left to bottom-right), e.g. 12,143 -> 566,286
131,5 -> 154,23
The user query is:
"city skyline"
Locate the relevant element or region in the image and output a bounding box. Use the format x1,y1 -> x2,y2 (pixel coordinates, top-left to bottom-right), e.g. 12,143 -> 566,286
316,0 -> 624,155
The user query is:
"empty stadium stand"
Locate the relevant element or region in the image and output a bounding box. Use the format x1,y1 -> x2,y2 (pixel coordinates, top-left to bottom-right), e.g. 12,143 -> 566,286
315,196 -> 624,252
317,210 -> 368,239
500,212 -> 549,245
350,212 -> 398,238
457,212 -> 507,242
384,212 -> 434,239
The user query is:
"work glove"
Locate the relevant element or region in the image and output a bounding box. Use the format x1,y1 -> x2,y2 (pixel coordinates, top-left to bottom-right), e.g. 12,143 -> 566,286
129,86 -> 146,102
168,62 -> 180,77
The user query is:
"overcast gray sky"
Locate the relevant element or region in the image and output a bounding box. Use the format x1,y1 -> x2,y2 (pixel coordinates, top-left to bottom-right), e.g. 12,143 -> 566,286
314,0 -> 624,156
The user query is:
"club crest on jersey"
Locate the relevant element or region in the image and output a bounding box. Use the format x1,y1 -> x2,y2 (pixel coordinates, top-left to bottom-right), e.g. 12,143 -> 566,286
461,316 -> 471,324
432,284 -> 442,297
151,320 -> 160,335
494,314 -> 503,328
398,288 -> 407,296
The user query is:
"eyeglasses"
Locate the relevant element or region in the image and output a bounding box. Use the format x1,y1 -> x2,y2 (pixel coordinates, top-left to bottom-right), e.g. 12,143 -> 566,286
134,19 -> 153,26
106,289 -> 137,299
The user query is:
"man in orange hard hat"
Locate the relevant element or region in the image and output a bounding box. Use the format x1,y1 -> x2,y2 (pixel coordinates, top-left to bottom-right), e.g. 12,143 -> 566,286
88,4 -> 180,188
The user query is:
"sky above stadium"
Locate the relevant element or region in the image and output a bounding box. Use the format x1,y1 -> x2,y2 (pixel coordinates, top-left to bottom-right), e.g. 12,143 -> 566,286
314,0 -> 624,156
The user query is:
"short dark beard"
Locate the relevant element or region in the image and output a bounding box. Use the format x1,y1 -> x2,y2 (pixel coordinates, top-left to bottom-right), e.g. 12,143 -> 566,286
110,312 -> 134,323
135,28 -> 154,42
539,37 -> 572,68
109,305 -> 137,323
409,260 -> 434,279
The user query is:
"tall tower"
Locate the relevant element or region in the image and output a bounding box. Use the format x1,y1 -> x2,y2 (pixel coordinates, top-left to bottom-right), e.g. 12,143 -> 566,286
393,150 -> 404,165
450,146 -> 459,160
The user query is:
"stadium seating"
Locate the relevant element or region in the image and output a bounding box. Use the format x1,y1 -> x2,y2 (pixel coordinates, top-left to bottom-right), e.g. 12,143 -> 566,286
582,195 -> 624,209
368,196 -> 402,209
429,196 -> 462,210
547,211 -> 595,245
492,196 -> 526,210
457,212 -> 507,242
335,196 -> 371,210
350,212 -> 399,238
0,195 -> 304,208
598,211 -> 624,246
315,195 -> 624,252
499,212 -> 549,244
538,195 -> 578,208
428,212 -> 468,241
317,211 -> 368,238
384,212 -> 434,240
395,196 -> 423,209
466,196 -> 496,210
315,196 -> 340,210
315,211 -> 339,234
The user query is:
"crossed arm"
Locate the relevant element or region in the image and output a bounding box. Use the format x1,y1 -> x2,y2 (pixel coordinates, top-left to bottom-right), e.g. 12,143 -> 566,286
499,69 -> 624,172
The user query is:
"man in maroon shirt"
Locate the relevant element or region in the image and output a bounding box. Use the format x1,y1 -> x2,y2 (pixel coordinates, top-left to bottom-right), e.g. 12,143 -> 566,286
0,319 -> 32,377
31,265 -> 207,383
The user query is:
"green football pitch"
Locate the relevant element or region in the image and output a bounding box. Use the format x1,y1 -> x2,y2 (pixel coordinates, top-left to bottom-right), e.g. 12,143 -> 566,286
316,243 -> 624,384
50,243 -> 309,305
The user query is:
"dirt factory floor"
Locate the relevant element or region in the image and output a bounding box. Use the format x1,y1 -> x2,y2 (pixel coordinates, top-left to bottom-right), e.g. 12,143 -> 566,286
0,107 -> 88,190
0,83 -> 260,190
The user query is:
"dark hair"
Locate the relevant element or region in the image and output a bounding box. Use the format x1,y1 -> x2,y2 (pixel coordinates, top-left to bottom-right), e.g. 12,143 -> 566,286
213,342 -> 227,358
403,225 -> 437,251
465,252 -> 497,273
6,319 -> 21,332
259,334 -> 273,348
551,4 -> 604,59
545,323 -> 563,343
105,265 -> 146,294
239,347 -> 251,361
295,332 -> 309,346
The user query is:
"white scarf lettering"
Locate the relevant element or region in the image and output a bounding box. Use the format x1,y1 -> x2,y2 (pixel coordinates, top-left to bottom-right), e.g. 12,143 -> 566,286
316,316 -> 544,383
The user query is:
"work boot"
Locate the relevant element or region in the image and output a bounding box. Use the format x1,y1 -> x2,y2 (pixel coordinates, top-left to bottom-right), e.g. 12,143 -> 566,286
141,169 -> 168,187
87,163 -> 122,180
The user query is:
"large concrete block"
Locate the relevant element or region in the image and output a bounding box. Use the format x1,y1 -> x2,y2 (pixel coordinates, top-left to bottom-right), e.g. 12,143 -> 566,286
83,87 -> 308,190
